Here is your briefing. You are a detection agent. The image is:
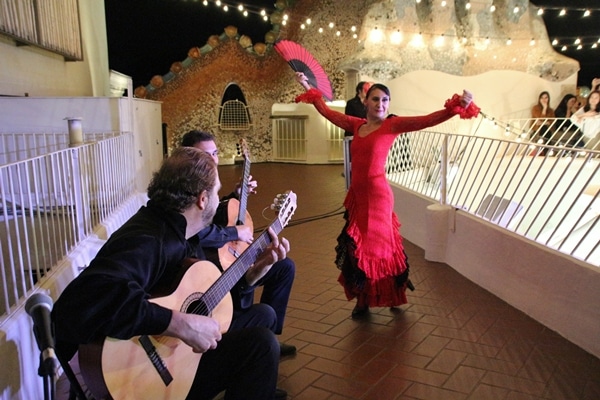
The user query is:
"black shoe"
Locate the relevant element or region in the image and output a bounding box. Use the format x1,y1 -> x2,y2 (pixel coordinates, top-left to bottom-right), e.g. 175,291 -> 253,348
351,305 -> 369,318
279,342 -> 297,357
274,387 -> 288,399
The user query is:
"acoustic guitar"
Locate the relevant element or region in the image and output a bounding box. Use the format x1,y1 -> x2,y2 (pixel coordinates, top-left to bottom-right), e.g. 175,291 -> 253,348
218,138 -> 253,270
78,191 -> 297,400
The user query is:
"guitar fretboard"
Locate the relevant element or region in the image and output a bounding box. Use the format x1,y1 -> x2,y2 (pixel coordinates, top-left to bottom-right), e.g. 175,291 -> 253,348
197,218 -> 283,314
237,155 -> 251,225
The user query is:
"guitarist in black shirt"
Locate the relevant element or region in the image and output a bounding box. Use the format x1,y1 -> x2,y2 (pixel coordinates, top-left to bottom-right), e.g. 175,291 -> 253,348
52,147 -> 292,399
182,131 -> 297,362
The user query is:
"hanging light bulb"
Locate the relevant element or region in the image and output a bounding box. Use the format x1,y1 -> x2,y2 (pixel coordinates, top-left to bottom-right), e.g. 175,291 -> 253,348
574,38 -> 581,45
506,38 -> 512,45
552,39 -> 558,46
561,45 -> 567,51
435,34 -> 445,47
410,32 -> 424,47
537,8 -> 543,16
559,9 -> 566,16
583,10 -> 591,17
529,38 -> 535,46
390,30 -> 403,45
441,1 -> 447,7
465,2 -> 471,10
513,6 -> 519,13
490,5 -> 496,12
368,27 -> 384,43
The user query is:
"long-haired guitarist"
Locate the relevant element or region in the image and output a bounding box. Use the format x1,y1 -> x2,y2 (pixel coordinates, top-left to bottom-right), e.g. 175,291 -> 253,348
52,147 -> 290,400
182,131 -> 297,359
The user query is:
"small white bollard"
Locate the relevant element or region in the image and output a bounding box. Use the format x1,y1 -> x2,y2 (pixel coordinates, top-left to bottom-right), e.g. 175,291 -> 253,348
65,117 -> 83,146
424,203 -> 453,262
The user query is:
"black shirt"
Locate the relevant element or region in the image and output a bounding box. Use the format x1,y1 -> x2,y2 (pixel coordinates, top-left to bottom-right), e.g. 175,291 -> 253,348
52,201 -> 202,357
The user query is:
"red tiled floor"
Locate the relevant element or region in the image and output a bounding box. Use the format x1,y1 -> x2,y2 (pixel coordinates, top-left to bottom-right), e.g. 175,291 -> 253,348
56,162 -> 600,400
238,163 -> 600,400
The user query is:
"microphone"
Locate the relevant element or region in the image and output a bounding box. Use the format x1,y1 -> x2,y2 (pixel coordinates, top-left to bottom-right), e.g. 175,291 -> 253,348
25,293 -> 58,377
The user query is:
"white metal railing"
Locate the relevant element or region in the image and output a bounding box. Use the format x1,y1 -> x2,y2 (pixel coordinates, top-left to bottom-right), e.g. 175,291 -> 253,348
386,128 -> 600,266
499,116 -> 598,152
0,131 -> 123,164
0,133 -> 135,318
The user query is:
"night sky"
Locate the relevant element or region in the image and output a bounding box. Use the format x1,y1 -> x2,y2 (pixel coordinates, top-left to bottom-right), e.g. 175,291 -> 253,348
104,0 -> 599,89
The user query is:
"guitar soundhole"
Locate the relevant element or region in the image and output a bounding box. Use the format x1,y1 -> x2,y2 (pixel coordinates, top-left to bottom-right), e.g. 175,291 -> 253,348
182,293 -> 210,316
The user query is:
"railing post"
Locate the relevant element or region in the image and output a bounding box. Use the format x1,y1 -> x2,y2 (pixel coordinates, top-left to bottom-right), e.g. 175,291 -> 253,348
439,134 -> 448,205
64,118 -> 89,242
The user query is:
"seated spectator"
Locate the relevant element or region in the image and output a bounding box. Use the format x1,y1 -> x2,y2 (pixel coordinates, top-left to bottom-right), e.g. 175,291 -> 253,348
531,91 -> 555,142
554,94 -> 584,147
571,90 -> 600,149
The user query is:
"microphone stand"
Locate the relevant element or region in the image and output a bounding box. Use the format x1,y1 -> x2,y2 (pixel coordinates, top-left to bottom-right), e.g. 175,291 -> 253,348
38,353 -> 57,400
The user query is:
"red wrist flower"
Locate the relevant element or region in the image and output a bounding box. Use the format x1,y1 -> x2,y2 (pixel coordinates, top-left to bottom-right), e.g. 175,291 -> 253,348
444,94 -> 481,119
295,88 -> 323,104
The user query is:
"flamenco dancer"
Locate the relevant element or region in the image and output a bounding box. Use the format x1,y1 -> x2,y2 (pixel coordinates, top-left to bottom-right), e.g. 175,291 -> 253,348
295,72 -> 480,318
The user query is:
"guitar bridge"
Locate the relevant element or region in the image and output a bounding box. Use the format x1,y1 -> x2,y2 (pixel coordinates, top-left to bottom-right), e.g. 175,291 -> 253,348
138,335 -> 173,386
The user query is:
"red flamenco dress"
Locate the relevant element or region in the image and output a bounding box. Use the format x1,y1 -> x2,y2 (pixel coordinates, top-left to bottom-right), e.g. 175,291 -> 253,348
296,89 -> 480,307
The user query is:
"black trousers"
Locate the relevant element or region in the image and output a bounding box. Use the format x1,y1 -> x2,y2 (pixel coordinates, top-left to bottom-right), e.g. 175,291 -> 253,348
187,326 -> 279,400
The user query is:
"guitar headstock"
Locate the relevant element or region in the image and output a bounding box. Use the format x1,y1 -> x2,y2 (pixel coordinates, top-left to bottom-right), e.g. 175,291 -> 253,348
271,191 -> 297,229
237,138 -> 250,161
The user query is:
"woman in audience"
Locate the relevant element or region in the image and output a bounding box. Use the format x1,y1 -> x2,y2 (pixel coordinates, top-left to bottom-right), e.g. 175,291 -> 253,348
531,91 -> 555,143
554,94 -> 584,147
571,90 -> 600,149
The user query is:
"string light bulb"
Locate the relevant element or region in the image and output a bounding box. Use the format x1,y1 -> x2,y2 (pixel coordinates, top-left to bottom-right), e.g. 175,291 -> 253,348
390,29 -> 403,45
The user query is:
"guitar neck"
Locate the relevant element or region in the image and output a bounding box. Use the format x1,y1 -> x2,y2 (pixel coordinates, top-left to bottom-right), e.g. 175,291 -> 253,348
200,218 -> 283,312
237,157 -> 251,225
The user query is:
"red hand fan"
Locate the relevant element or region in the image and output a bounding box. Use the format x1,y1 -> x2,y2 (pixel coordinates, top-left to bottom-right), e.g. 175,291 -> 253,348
274,40 -> 334,101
